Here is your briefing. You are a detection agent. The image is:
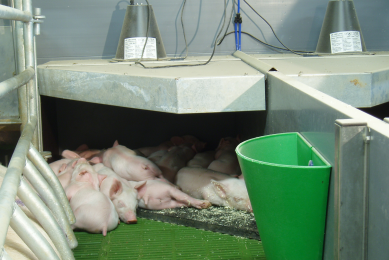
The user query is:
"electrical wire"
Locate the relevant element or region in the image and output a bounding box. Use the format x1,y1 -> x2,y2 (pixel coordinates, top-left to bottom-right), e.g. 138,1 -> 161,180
138,0 -> 151,62
219,31 -> 314,53
242,0 -> 317,57
136,0 -> 230,69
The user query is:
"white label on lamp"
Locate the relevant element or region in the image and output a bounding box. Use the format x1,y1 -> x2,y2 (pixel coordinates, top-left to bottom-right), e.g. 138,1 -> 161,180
124,37 -> 157,59
330,31 -> 362,54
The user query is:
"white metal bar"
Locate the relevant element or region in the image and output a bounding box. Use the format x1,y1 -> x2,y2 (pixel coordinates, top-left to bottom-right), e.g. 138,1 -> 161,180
23,159 -> 78,249
0,116 -> 36,249
28,145 -> 76,225
0,4 -> 31,22
10,204 -> 60,260
0,67 -> 34,99
18,178 -> 76,259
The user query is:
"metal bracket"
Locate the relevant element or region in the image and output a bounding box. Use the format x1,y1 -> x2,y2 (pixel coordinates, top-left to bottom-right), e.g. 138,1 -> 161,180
33,8 -> 45,35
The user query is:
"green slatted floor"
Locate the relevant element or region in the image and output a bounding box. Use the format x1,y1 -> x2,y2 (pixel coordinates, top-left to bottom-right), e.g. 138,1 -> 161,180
73,218 -> 266,259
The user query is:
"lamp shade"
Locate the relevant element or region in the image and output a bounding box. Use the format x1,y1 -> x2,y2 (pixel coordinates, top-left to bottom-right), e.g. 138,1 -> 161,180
316,0 -> 366,54
115,4 -> 167,61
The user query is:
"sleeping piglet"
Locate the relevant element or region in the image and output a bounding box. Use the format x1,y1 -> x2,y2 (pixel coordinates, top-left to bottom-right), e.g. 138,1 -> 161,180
187,151 -> 216,168
176,167 -> 252,212
154,144 -> 196,183
207,137 -> 241,176
129,179 -> 211,210
93,140 -> 163,182
65,159 -> 118,235
93,163 -> 144,224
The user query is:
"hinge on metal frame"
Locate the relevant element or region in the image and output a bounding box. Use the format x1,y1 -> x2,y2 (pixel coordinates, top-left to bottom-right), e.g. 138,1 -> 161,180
33,8 -> 45,36
363,127 -> 372,144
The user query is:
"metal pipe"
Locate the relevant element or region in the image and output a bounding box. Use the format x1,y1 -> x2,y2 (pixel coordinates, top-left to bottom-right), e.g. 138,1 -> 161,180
0,116 -> 36,249
0,67 -> 34,99
17,177 -> 76,259
23,0 -> 41,150
22,159 -> 78,249
14,0 -> 28,132
0,4 -> 31,22
27,145 -> 76,225
10,204 -> 60,260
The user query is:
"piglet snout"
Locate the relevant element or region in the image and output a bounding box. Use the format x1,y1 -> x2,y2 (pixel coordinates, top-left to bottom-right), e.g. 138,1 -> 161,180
124,211 -> 137,224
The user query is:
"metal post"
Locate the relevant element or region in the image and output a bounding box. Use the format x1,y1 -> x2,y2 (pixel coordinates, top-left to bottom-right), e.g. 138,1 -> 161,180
22,0 -> 42,151
10,204 -> 60,260
13,0 -> 28,132
23,159 -> 78,249
27,145 -> 76,225
0,116 -> 36,249
18,177 -> 76,259
334,119 -> 369,260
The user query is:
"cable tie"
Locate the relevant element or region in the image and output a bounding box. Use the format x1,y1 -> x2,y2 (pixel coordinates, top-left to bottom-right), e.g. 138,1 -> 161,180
234,13 -> 242,24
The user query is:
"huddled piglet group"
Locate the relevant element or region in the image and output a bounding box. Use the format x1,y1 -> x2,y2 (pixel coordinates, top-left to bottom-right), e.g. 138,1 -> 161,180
50,135 -> 251,235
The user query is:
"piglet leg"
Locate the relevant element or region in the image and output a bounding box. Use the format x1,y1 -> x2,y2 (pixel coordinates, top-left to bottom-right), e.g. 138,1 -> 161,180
168,188 -> 211,209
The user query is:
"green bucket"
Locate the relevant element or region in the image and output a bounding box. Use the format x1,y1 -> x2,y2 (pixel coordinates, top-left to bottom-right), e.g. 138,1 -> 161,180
236,132 -> 331,260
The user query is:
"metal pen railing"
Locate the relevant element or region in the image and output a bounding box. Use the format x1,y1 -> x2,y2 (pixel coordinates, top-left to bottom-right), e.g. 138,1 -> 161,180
0,1 -> 77,259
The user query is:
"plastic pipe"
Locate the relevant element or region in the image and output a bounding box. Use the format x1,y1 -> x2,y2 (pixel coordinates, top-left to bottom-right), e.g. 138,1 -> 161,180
18,178 -> 76,259
28,144 -> 76,225
234,23 -> 238,50
10,204 -> 60,260
0,116 -> 36,249
22,159 -> 78,249
238,0 -> 241,50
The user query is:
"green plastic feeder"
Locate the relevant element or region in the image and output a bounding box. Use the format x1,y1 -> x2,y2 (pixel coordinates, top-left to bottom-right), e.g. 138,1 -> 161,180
236,132 -> 331,260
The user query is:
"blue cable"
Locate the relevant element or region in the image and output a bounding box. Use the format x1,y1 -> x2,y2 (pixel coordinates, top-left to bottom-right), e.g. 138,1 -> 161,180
234,23 -> 238,50
235,0 -> 242,50
238,23 -> 242,51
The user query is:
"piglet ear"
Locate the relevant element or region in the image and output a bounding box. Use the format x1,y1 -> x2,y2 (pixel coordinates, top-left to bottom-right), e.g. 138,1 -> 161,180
58,163 -> 67,174
90,156 -> 102,164
98,174 -> 107,186
134,180 -> 147,190
216,138 -> 225,150
113,140 -> 119,147
211,180 -> 227,199
171,136 -> 184,146
76,144 -> 89,151
62,150 -> 81,159
72,158 -> 87,168
109,178 -> 122,199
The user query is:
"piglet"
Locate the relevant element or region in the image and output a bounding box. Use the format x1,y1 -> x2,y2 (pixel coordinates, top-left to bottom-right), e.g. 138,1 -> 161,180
94,141 -> 163,182
65,159 -> 118,235
187,151 -> 216,168
207,137 -> 241,176
171,135 -> 206,153
55,159 -> 81,189
154,144 -> 196,183
176,167 -> 252,212
135,140 -> 174,157
49,158 -> 73,175
93,163 -> 143,224
129,179 -> 211,210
